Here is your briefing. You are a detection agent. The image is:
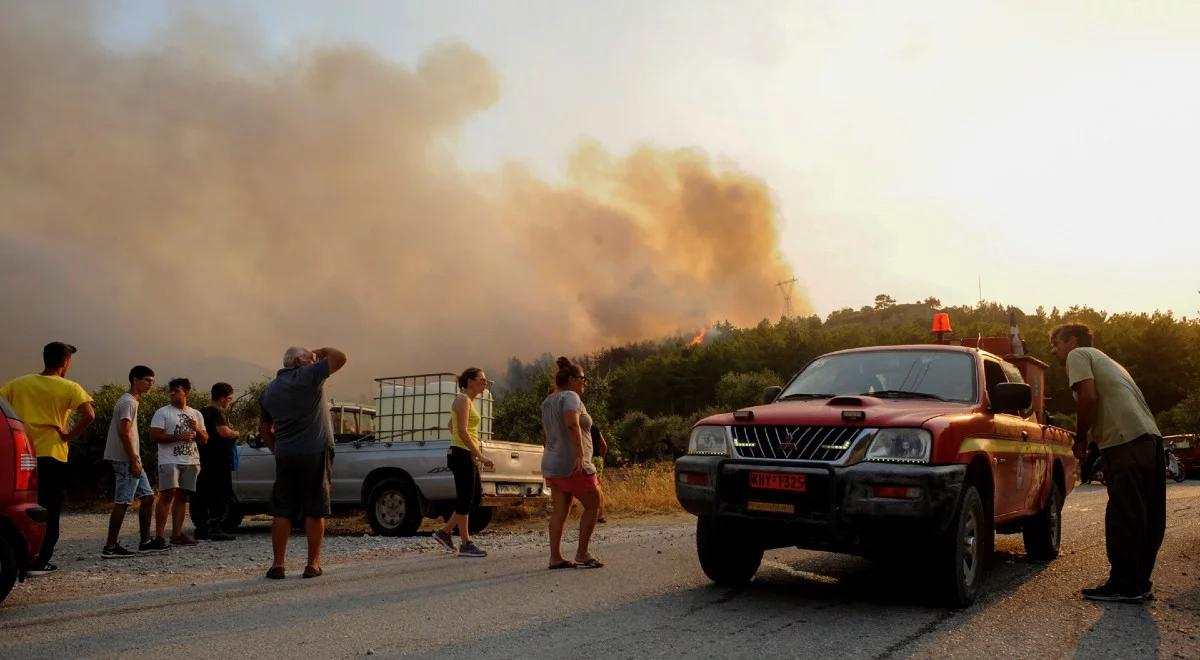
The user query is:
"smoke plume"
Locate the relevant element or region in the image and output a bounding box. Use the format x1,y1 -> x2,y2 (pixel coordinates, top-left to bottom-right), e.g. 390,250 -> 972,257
0,5 -> 805,394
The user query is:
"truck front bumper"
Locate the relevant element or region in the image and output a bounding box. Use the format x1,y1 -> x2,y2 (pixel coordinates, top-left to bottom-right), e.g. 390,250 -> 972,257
675,456 -> 967,551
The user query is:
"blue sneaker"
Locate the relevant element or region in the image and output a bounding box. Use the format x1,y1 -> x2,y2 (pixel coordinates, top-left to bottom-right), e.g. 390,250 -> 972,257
432,529 -> 455,552
458,542 -> 487,558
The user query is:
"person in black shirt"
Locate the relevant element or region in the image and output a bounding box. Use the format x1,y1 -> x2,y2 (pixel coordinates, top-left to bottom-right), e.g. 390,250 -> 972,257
192,382 -> 240,541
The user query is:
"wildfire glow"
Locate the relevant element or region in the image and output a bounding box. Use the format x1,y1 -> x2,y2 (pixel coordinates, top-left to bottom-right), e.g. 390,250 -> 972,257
689,326 -> 708,346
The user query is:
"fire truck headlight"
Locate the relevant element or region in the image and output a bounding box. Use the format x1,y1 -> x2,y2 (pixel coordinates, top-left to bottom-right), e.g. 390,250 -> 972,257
865,428 -> 932,463
688,426 -> 730,456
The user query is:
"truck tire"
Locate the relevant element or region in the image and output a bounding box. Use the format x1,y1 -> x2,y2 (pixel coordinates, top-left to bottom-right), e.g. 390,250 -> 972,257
696,515 -> 763,587
367,477 -> 422,537
468,504 -> 493,534
221,501 -> 244,533
0,536 -> 16,605
1023,480 -> 1063,560
936,485 -> 987,608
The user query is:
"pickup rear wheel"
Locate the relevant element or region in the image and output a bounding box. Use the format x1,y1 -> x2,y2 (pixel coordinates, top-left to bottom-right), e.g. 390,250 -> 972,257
367,477 -> 422,537
468,504 -> 493,534
0,536 -> 16,605
1023,480 -> 1063,560
696,515 -> 763,587
221,499 -> 244,533
936,484 -> 987,608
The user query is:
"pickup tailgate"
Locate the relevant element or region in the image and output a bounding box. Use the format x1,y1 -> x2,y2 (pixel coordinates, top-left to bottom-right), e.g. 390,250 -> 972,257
480,439 -> 546,503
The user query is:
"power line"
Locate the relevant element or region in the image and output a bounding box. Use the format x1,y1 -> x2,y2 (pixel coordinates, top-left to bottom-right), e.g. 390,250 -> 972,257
776,278 -> 798,318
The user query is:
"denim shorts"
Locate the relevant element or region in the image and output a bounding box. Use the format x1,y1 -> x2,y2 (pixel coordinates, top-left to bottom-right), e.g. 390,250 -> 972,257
111,461 -> 154,504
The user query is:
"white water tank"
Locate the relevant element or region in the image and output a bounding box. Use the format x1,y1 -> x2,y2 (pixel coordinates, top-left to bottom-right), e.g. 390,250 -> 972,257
376,378 -> 493,442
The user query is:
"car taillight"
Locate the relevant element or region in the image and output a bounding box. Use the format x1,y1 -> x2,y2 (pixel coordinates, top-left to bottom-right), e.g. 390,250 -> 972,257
9,417 -> 36,491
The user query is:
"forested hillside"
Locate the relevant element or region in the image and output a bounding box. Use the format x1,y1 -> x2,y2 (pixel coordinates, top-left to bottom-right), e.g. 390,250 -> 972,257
494,298 -> 1200,462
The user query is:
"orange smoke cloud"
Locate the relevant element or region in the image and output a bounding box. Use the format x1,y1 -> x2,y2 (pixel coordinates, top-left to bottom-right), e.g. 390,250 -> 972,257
0,5 -> 807,393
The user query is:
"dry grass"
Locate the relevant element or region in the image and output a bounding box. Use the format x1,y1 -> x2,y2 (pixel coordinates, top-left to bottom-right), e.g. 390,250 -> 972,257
490,460 -> 681,526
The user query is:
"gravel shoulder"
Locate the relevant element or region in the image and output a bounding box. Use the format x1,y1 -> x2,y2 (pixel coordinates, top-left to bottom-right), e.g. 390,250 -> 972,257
3,508 -> 689,607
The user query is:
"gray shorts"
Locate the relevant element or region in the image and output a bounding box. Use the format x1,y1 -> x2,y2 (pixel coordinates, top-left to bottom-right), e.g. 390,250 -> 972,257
159,463 -> 200,492
270,450 -> 332,519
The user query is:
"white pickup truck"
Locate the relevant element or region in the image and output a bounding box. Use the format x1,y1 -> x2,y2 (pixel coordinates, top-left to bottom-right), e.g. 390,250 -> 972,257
226,373 -> 547,536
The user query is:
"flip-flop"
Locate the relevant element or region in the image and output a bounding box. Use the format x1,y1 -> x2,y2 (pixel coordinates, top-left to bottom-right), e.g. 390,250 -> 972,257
574,558 -> 604,569
303,565 -> 323,578
548,560 -> 577,570
266,566 -> 285,580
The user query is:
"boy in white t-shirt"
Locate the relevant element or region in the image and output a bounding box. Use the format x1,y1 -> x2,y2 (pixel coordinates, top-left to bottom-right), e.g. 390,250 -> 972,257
101,365 -> 160,558
149,378 -> 207,547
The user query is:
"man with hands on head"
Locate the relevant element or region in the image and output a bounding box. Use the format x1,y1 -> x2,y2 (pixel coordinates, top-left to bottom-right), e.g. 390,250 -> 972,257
259,346 -> 346,580
149,378 -> 207,548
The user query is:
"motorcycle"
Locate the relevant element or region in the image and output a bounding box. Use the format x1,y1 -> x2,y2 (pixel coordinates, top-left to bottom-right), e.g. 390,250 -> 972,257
1167,440 -> 1187,483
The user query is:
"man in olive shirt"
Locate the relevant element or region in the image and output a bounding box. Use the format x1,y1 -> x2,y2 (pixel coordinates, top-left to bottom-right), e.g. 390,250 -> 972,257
1051,323 -> 1164,603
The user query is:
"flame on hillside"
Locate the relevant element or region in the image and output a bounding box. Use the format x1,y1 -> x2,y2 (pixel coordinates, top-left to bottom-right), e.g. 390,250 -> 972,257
0,5 -> 809,390
689,326 -> 709,346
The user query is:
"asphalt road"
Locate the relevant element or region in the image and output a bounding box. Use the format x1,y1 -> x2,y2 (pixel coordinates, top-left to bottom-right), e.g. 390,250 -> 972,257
3,482 -> 1199,659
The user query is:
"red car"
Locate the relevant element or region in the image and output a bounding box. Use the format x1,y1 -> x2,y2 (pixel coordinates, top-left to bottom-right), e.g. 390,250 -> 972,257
0,394 -> 46,604
676,343 -> 1076,607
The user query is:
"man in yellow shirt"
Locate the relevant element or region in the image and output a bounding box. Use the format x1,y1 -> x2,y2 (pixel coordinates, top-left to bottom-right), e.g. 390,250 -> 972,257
1051,323 -> 1164,603
0,342 -> 96,575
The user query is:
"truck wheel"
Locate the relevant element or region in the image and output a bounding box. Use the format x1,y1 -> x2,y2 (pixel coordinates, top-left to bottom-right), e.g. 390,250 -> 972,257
936,485 -> 987,608
367,477 -> 422,537
221,501 -> 244,533
0,536 -> 16,605
696,515 -> 763,587
1023,480 -> 1063,560
468,504 -> 494,534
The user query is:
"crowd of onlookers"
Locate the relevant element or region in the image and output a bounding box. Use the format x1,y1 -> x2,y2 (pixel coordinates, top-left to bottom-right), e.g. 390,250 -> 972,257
1,342 -> 609,582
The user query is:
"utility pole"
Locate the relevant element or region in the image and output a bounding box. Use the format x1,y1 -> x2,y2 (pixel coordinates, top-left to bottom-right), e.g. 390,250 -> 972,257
776,278 -> 798,318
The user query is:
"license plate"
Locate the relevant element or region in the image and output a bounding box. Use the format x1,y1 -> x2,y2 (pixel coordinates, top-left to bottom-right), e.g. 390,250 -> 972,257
749,471 -> 807,492
747,501 -> 794,514
496,484 -> 521,495
1175,442 -> 1192,449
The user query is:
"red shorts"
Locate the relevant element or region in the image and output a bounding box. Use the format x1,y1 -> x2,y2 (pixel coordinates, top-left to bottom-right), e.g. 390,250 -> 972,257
546,472 -> 599,495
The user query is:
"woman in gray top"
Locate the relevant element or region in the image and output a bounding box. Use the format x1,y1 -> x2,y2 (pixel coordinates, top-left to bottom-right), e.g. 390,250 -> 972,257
540,357 -> 603,569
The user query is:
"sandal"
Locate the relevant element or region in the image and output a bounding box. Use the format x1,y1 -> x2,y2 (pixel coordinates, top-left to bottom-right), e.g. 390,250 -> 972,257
548,560 -> 577,570
574,557 -> 604,569
303,565 -> 323,578
266,566 -> 285,580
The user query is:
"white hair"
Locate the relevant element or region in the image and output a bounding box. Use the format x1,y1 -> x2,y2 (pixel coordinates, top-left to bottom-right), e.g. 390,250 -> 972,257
283,346 -> 308,368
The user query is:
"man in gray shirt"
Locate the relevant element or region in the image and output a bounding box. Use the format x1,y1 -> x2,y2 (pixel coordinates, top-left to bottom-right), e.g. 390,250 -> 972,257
259,345 -> 346,580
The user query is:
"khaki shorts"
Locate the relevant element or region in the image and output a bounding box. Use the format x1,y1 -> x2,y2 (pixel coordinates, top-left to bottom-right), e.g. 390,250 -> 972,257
159,463 -> 200,492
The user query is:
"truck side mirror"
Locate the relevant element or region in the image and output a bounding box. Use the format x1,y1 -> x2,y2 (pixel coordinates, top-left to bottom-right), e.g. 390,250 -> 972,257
991,382 -> 1032,414
763,386 -> 782,405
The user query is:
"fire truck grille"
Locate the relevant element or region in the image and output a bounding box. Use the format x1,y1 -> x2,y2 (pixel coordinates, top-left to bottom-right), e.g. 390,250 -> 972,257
730,426 -> 861,461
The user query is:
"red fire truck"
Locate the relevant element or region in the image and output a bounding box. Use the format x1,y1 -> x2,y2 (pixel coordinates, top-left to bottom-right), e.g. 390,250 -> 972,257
674,317 -> 1076,607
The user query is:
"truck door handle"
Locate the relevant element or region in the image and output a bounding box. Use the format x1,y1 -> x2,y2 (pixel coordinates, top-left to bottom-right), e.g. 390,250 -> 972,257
510,452 -> 520,459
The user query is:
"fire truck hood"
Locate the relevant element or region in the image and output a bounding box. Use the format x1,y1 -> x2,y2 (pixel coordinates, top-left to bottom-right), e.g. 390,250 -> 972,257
698,397 -> 974,429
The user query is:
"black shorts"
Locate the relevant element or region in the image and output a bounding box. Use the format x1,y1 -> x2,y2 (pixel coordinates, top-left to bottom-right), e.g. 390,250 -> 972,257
448,447 -> 482,515
270,449 -> 333,520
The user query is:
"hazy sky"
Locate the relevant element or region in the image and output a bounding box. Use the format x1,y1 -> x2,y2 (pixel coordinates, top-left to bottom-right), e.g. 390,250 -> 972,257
4,1 -> 1198,394
96,0 -> 1200,318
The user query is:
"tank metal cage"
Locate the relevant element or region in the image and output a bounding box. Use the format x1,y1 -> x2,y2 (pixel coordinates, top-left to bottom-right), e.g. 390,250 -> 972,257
373,372 -> 494,443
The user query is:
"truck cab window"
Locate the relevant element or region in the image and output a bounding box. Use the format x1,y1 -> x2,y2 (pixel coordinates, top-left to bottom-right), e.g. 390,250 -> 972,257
983,360 -> 1007,404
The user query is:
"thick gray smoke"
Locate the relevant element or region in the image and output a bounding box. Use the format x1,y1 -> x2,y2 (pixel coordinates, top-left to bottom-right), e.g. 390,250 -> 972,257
0,4 -> 805,395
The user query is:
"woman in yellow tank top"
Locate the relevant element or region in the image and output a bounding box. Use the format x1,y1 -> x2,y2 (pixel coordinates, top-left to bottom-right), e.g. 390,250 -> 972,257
432,368 -> 494,557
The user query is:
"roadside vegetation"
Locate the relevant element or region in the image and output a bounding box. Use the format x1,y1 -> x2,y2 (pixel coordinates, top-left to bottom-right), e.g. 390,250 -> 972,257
59,296 -> 1200,505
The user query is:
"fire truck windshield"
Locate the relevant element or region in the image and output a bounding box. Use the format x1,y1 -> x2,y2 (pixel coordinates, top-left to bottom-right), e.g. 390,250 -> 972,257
781,350 -> 978,403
